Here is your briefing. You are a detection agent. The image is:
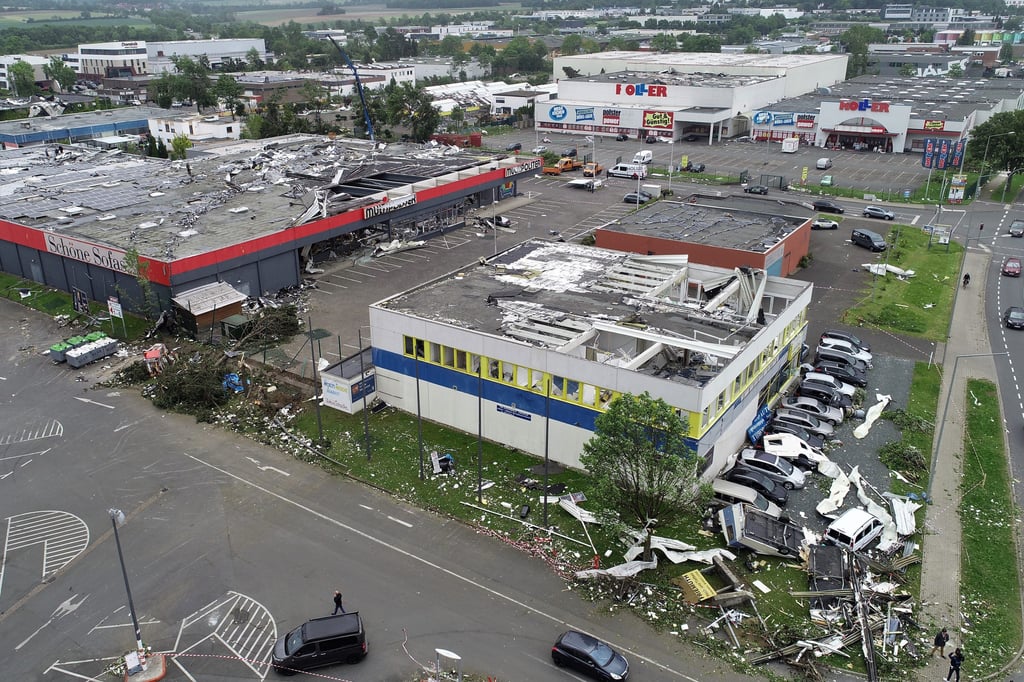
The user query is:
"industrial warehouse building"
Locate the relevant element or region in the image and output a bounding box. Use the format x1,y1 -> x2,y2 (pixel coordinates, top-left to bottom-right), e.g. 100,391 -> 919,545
369,239 -> 813,474
0,134 -> 542,318
538,51 -> 849,143
595,198 -> 811,277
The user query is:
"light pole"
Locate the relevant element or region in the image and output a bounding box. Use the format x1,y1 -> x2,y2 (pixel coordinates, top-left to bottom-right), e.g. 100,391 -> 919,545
108,509 -> 144,653
976,131 -> 1015,199
667,140 -> 675,195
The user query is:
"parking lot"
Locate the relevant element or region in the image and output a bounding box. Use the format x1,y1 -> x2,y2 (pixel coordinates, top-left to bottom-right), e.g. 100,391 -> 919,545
491,130 -> 933,195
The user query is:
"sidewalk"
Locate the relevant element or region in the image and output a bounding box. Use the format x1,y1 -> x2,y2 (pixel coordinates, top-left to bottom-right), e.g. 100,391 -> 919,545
918,245 -> 996,679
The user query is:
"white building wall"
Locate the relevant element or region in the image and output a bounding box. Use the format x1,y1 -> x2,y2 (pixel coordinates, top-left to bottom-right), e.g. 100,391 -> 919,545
368,275 -> 811,473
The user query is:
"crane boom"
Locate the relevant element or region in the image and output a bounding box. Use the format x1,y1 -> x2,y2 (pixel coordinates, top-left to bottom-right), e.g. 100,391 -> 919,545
328,37 -> 375,142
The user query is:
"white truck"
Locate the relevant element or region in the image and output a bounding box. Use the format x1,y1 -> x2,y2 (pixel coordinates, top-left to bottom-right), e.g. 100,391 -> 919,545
781,137 -> 799,153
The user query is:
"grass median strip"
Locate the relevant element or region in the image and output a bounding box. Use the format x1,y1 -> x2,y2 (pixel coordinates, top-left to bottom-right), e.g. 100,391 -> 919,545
959,379 -> 1021,675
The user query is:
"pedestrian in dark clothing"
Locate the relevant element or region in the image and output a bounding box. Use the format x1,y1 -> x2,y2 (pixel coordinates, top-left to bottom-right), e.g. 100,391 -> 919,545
332,590 -> 345,614
931,627 -> 950,657
946,648 -> 964,682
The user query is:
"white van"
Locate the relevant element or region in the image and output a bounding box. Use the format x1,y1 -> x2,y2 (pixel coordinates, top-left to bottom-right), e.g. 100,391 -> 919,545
632,150 -> 653,165
607,163 -> 647,179
816,157 -> 832,170
824,508 -> 884,552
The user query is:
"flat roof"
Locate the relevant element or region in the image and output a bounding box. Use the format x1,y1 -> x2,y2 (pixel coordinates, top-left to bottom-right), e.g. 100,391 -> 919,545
377,239 -> 811,385
0,134 -> 528,261
563,50 -> 847,70
773,74 -> 1024,121
602,200 -> 804,253
0,105 -> 162,136
569,69 -> 778,89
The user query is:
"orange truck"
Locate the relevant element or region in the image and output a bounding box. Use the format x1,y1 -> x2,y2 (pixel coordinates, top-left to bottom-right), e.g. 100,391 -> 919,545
543,157 -> 584,175
583,161 -> 604,177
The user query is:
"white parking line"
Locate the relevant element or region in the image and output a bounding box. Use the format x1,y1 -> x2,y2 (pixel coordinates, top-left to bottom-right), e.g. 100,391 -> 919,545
187,454 -> 700,681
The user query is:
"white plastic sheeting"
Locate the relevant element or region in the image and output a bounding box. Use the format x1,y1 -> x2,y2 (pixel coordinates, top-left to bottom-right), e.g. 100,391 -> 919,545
854,393 -> 892,439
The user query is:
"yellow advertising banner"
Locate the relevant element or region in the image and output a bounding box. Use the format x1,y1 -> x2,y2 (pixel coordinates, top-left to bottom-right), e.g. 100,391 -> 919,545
642,110 -> 674,129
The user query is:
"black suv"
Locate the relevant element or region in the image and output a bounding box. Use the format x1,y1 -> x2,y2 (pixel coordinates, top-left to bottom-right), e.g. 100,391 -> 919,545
812,199 -> 844,214
552,631 -> 629,680
1010,220 -> 1024,237
505,142 -> 522,151
813,360 -> 867,387
725,465 -> 789,505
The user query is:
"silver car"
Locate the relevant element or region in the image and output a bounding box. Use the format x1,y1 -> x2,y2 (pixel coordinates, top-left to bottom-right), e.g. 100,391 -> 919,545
774,407 -> 835,439
781,395 -> 845,425
737,448 -> 807,489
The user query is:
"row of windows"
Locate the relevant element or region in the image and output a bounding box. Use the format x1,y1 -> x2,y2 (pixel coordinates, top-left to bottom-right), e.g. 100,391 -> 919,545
403,336 -> 619,410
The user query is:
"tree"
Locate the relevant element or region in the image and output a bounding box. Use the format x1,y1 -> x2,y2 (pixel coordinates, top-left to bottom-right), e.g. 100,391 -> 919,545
43,56 -> 76,93
561,34 -> 584,56
1000,42 -> 1015,64
957,29 -> 975,46
948,62 -> 963,78
649,33 -> 678,53
8,61 -> 36,98
213,74 -> 243,116
839,25 -> 886,79
580,392 -> 711,561
170,133 -> 192,161
245,46 -> 263,70
967,110 -> 1024,175
900,63 -> 918,77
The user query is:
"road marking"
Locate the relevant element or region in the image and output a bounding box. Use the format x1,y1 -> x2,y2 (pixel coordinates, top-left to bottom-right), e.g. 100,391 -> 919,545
72,397 -> 115,409
244,456 -> 290,476
387,515 -> 413,528
359,504 -> 373,510
0,447 -> 50,463
187,454 -> 699,681
1,511 -> 91,599
16,593 -> 88,650
0,419 -> 63,445
113,418 -> 148,433
172,591 -> 276,679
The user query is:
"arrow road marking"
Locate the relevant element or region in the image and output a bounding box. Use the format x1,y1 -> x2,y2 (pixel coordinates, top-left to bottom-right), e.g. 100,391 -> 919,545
16,594 -> 89,650
72,397 -> 114,409
244,456 -> 290,476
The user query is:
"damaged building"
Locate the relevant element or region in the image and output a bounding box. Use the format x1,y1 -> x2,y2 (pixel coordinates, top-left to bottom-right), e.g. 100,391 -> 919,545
0,134 -> 542,315
369,239 -> 813,472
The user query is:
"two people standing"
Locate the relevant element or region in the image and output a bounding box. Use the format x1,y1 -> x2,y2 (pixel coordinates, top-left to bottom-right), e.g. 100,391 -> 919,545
931,628 -> 964,682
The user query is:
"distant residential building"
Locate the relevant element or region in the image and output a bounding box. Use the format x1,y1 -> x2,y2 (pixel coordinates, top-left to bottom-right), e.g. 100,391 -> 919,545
69,39 -> 271,79
148,111 -> 241,145
0,54 -> 49,93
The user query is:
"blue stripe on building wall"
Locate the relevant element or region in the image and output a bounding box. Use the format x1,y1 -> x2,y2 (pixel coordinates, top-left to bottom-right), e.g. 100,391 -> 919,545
373,347 -> 706,449
373,348 -> 600,430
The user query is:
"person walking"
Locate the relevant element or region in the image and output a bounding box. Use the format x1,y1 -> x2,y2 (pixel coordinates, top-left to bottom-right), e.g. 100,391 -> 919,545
332,590 -> 345,615
946,647 -> 964,682
931,627 -> 950,657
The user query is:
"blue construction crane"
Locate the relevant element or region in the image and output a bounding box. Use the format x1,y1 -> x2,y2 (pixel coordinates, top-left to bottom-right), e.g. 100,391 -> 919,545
329,37 -> 375,142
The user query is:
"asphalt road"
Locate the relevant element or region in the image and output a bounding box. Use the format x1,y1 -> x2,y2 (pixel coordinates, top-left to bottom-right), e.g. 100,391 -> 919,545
0,302 -> 749,682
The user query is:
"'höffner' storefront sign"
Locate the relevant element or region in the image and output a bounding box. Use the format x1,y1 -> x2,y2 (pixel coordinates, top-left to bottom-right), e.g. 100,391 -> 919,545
45,234 -> 136,274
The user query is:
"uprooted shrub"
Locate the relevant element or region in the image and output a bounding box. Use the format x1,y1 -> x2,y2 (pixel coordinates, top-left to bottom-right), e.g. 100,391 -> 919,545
148,349 -> 234,419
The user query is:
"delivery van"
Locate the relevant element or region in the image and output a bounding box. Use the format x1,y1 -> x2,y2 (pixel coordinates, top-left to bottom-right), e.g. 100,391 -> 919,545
632,150 -> 653,164
607,163 -> 647,179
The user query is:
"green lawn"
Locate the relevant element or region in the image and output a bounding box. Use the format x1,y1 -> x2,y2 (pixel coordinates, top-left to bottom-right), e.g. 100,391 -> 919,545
958,379 -> 1021,675
842,224 -> 961,341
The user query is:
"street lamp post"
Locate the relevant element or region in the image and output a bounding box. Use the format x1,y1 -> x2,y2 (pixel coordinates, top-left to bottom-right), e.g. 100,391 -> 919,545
977,131 -> 1015,199
667,140 -> 675,195
108,509 -> 144,653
